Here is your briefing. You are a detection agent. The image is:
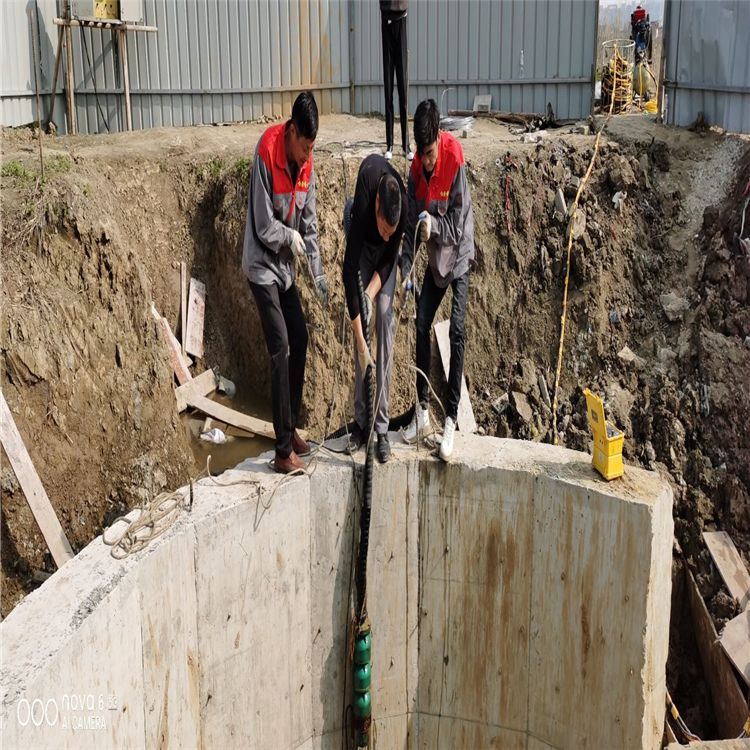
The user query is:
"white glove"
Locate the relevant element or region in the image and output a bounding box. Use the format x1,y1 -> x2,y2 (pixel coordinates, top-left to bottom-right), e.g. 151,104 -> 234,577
357,342 -> 375,373
363,291 -> 373,327
419,211 -> 432,242
290,230 -> 306,260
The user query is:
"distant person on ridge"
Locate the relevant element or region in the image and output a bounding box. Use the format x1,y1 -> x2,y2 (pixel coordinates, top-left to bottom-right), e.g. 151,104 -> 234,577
380,0 -> 413,162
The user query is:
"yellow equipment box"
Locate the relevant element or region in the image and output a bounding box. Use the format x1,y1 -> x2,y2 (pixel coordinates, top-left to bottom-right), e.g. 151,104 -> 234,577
584,388 -> 624,481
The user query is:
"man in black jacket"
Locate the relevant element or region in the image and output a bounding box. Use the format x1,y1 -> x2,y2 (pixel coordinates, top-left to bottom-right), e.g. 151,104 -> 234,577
380,1 -> 413,162
342,154 -> 407,463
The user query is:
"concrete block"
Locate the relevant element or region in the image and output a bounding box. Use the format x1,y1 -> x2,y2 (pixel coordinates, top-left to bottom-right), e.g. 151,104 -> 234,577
138,529 -> 200,750
417,462 -> 534,732
308,462 -> 357,738
410,713 -> 526,750
194,475 -> 312,750
527,471 -> 673,750
3,572 -> 145,749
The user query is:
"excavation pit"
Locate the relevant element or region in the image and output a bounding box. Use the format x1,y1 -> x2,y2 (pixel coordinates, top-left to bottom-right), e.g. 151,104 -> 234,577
1,436 -> 672,750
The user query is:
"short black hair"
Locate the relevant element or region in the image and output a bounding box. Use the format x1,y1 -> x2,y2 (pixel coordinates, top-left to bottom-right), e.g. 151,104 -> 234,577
378,174 -> 401,227
414,99 -> 440,154
292,92 -> 318,140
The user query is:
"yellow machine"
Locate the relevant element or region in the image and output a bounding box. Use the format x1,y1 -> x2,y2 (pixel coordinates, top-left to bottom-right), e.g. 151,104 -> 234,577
584,389 -> 624,481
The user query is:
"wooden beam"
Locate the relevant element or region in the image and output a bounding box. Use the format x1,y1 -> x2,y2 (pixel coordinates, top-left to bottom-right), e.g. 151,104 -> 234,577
65,23 -> 75,135
180,262 -> 187,358
175,369 -> 216,413
434,319 -> 476,433
0,393 -> 74,568
720,609 -> 750,685
160,317 -> 192,385
704,531 -> 750,609
686,568 -> 747,738
119,28 -> 132,132
185,278 -> 206,359
185,394 -> 300,442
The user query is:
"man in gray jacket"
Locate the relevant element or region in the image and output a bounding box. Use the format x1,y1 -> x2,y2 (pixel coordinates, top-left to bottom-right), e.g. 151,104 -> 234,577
242,92 -> 328,474
400,98 -> 474,461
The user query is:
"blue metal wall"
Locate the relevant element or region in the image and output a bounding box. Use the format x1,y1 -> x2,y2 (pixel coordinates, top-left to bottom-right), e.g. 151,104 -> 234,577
663,0 -> 750,133
2,0 -> 599,135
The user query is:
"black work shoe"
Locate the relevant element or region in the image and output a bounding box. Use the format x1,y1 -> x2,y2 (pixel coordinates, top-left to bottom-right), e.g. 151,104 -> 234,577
344,423 -> 363,455
377,432 -> 391,464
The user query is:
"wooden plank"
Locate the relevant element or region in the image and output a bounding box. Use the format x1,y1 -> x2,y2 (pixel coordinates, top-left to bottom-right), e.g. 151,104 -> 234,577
64,23 -> 75,135
160,317 -> 192,385
704,531 -> 750,609
686,568 -> 747,738
120,28 -> 132,132
180,262 -> 187,357
0,393 -> 74,568
185,278 -> 206,359
175,369 -> 216,413
433,320 -> 477,433
186,394 -> 307,442
721,609 -> 750,685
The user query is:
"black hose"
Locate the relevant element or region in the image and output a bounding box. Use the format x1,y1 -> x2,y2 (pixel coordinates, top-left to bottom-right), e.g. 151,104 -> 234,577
325,404 -> 415,441
355,272 -> 373,617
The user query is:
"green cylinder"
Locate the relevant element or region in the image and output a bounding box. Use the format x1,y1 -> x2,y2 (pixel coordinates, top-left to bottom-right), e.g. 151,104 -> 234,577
353,662 -> 371,692
353,689 -> 371,719
355,730 -> 369,748
354,632 -> 371,665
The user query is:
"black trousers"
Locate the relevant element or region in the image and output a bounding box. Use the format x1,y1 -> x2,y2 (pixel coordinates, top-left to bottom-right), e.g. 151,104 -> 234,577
249,281 -> 308,458
416,268 -> 470,422
381,15 -> 409,152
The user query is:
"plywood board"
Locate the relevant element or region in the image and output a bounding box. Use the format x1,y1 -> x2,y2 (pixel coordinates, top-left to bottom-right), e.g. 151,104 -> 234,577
0,393 -> 74,568
175,369 -> 216,413
686,568 -> 747,737
180,262 -> 187,357
187,394 -> 274,441
160,317 -> 192,385
720,609 -> 750,685
185,278 -> 206,359
433,319 -> 476,433
704,530 -> 750,609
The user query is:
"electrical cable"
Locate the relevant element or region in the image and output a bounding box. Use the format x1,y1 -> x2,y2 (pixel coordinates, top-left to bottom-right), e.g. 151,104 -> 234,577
551,44 -> 619,444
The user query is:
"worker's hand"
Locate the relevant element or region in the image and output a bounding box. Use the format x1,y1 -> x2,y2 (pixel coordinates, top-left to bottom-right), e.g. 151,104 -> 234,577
363,291 -> 373,327
418,211 -> 432,242
290,230 -> 306,260
357,340 -> 375,373
315,276 -> 329,309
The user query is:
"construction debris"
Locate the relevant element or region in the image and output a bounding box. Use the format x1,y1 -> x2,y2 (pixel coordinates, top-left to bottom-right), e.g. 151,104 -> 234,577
661,291 -> 690,322
175,369 -> 217,413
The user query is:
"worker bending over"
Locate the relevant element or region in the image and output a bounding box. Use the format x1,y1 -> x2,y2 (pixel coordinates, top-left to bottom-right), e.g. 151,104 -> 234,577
242,92 -> 328,474
342,154 -> 407,463
401,98 -> 475,460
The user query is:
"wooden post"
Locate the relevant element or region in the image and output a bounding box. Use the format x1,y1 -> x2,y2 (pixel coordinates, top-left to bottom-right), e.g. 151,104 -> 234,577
120,28 -> 132,132
29,9 -> 45,181
47,26 -> 64,132
65,23 -> 76,135
0,393 -> 74,568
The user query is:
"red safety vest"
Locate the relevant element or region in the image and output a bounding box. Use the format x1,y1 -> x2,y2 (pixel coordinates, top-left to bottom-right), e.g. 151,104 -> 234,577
409,130 -> 464,215
258,122 -> 313,224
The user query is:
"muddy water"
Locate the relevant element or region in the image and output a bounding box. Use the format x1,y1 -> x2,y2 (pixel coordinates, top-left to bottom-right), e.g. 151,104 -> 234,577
182,388 -> 275,475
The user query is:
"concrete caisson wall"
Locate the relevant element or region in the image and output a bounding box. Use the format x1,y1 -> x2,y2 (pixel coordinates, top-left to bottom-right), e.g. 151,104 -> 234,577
0,437 -> 673,750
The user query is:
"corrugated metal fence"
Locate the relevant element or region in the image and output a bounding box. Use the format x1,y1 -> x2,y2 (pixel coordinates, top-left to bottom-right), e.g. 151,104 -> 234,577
663,0 -> 750,133
2,0 -> 600,135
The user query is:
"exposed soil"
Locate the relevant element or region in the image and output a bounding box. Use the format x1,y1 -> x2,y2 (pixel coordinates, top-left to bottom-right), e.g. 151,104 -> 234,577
1,114 -> 748,737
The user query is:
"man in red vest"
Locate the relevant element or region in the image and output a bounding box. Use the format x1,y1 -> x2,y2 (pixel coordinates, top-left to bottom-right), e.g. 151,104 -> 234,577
400,98 -> 475,460
242,92 -> 328,474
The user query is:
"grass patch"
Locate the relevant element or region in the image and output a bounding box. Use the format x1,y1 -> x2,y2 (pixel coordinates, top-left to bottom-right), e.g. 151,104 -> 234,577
234,156 -> 251,182
1,159 -> 34,181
